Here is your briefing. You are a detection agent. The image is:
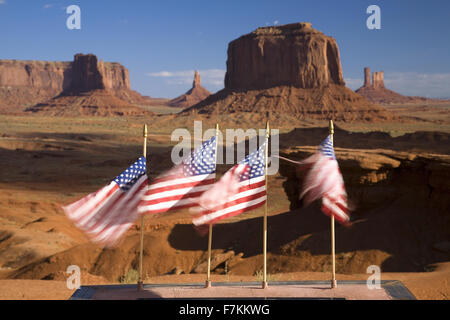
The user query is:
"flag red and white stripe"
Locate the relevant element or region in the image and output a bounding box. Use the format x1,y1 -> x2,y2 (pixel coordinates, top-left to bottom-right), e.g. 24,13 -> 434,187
300,136 -> 350,224
63,157 -> 148,247
138,136 -> 217,215
192,143 -> 267,226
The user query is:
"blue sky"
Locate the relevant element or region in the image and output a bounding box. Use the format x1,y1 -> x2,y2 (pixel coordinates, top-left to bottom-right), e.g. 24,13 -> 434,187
1,0 -> 449,98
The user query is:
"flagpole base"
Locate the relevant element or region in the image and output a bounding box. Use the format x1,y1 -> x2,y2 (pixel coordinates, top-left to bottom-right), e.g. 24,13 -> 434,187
262,281 -> 268,289
205,280 -> 211,288
331,280 -> 337,289
137,281 -> 144,291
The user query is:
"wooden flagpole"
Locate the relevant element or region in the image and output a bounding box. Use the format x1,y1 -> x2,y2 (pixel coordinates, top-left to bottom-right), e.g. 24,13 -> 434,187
205,123 -> 220,288
137,124 -> 148,291
205,223 -> 213,288
262,121 -> 270,289
329,120 -> 337,289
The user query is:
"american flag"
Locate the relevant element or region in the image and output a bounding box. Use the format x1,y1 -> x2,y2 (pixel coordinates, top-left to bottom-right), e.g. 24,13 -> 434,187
300,135 -> 350,224
63,157 -> 148,247
138,136 -> 217,214
192,142 -> 267,226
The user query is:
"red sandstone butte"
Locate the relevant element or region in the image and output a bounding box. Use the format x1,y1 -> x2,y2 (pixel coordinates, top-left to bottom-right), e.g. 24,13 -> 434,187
183,22 -> 392,122
0,54 -> 152,114
225,22 -> 345,90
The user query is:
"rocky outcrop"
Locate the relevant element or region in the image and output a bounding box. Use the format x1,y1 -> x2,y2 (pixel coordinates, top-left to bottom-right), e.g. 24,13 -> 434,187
364,67 -> 371,87
372,71 -> 384,88
225,22 -> 345,90
0,60 -> 70,91
359,68 -> 385,90
182,23 -> 392,122
69,54 -> 105,92
193,70 -> 201,87
192,250 -> 235,273
356,67 -> 448,104
68,54 -> 130,93
0,60 -> 70,112
0,54 -> 151,113
168,71 -> 211,109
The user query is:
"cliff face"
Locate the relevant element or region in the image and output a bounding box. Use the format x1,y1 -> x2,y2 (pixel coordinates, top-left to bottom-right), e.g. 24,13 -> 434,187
0,54 -> 146,112
69,54 -> 105,92
0,60 -> 70,91
0,60 -> 70,110
69,54 -> 130,93
0,55 -> 131,93
225,22 -> 345,90
372,71 -> 385,89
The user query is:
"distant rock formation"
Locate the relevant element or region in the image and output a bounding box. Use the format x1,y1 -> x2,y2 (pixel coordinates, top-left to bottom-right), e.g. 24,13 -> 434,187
372,71 -> 385,89
168,71 -> 211,109
183,23 -> 392,122
362,67 -> 385,89
0,60 -> 70,112
0,54 -> 152,114
193,70 -> 201,87
364,67 -> 371,87
225,22 -> 345,90
356,67 -> 446,104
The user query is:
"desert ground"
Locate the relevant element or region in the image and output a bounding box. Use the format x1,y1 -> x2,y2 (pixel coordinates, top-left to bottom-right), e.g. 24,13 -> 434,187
0,102 -> 449,300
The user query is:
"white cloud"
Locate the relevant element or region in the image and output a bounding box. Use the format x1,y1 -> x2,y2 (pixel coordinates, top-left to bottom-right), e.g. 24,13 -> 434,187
0,0 -> 6,4
43,4 -> 53,9
147,71 -> 190,77
147,69 -> 225,88
265,21 -> 279,26
384,72 -> 450,98
344,77 -> 363,89
345,72 -> 450,98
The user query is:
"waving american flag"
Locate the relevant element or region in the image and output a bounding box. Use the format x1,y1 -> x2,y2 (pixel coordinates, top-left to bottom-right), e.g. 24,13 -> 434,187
300,135 -> 350,224
192,142 -> 267,226
138,136 -> 217,214
63,157 -> 148,247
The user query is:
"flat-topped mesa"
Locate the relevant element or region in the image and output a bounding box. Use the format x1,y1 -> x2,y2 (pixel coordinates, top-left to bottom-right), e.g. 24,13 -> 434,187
225,22 -> 345,90
0,54 -> 130,94
0,54 -> 150,112
0,60 -> 70,90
